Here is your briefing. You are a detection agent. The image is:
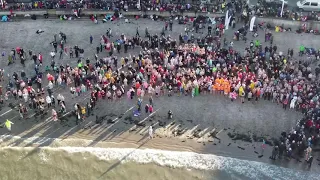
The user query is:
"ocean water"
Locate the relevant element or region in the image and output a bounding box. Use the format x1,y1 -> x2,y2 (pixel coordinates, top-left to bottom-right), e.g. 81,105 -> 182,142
0,135 -> 318,180
0,147 -> 208,180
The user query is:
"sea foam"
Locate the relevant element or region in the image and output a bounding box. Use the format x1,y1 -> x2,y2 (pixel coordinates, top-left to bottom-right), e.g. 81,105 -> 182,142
0,135 -> 318,180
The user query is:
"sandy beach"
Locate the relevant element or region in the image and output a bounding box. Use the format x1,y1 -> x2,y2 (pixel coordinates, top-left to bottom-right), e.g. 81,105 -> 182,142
0,19 -> 319,179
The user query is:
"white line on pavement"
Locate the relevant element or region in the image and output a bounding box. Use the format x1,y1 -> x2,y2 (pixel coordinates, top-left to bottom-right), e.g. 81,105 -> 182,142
0,109 -> 12,117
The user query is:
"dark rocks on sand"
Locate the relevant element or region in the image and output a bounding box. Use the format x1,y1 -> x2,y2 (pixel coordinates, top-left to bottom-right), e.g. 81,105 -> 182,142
107,118 -> 116,124
134,120 -> 146,127
172,128 -> 184,136
209,130 -> 218,138
95,116 -> 103,124
227,143 -> 231,146
228,132 -> 252,143
158,120 -> 166,127
124,116 -> 132,121
193,130 -> 201,138
227,132 -> 235,139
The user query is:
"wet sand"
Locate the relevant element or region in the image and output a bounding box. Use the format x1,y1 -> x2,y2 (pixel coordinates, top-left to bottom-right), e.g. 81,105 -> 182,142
0,116 -> 319,174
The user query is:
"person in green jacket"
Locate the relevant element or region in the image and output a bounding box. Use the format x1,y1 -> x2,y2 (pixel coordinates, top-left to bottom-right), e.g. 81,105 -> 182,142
255,40 -> 260,47
195,85 -> 199,96
299,45 -> 305,56
78,62 -> 83,68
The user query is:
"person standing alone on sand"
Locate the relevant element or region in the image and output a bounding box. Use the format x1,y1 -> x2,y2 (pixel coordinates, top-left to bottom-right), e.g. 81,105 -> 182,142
149,126 -> 153,139
90,35 -> 93,44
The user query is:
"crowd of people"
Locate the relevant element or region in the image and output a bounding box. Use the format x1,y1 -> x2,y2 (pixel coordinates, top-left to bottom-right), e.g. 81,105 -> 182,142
2,0 -> 320,22
1,8 -> 320,167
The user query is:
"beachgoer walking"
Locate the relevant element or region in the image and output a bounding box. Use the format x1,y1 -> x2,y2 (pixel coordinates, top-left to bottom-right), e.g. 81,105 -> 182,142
261,139 -> 266,155
52,109 -> 58,121
148,126 -> 153,139
305,146 -> 312,161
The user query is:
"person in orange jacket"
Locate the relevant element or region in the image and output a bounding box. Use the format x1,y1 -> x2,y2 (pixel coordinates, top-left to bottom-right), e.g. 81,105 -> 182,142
213,77 -> 220,93
223,80 -> 230,95
218,78 -> 224,94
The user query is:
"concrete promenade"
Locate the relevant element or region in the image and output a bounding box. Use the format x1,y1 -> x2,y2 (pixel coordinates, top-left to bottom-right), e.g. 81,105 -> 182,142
1,9 -> 320,29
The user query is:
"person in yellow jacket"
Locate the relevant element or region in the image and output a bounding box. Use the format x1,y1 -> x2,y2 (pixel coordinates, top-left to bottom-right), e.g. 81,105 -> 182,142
239,86 -> 245,103
81,107 -> 86,115
142,58 -> 145,66
5,119 -> 14,131
249,81 -> 255,91
121,57 -> 125,68
105,70 -> 112,80
221,2 -> 226,10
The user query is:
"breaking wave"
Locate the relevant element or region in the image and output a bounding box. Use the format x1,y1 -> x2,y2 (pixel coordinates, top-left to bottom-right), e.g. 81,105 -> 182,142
0,135 -> 318,180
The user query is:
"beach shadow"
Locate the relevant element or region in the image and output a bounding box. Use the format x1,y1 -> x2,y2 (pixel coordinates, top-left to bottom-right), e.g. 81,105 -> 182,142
98,138 -> 149,179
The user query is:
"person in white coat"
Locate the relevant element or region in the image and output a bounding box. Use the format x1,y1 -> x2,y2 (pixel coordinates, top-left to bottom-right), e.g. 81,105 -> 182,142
57,94 -> 65,104
46,95 -> 52,108
148,126 -> 153,139
23,92 -> 29,103
290,96 -> 297,109
48,81 -> 53,90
